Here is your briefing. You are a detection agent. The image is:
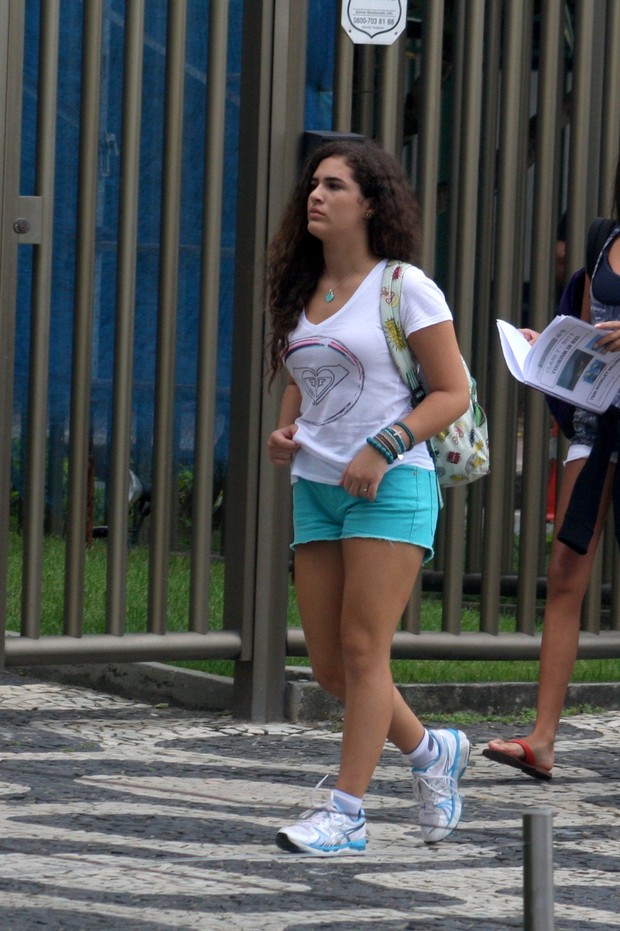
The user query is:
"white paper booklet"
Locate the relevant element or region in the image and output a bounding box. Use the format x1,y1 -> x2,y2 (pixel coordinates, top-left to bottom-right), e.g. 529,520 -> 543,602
496,315 -> 620,414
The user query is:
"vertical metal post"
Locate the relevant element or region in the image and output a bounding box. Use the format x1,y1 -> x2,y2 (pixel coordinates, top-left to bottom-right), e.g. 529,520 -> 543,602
147,0 -> 187,634
106,0 -> 145,635
377,33 -> 406,155
480,0 -> 531,631
356,45 -> 375,138
225,0 -> 307,721
568,3 -> 600,634
517,0 -> 563,634
599,0 -> 620,213
21,0 -> 60,638
64,0 -> 103,636
597,0 -> 620,634
0,0 -> 26,665
189,0 -> 229,633
440,0 -> 485,633
418,0 -> 444,271
523,807 -> 555,931
463,0 -> 501,588
333,10 -> 354,131
564,1 -> 595,271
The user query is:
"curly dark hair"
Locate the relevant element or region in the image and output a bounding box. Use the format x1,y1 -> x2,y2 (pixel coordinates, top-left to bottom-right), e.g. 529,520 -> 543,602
266,139 -> 422,382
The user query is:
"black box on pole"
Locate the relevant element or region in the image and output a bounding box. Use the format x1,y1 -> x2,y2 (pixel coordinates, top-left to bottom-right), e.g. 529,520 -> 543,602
300,130 -> 367,167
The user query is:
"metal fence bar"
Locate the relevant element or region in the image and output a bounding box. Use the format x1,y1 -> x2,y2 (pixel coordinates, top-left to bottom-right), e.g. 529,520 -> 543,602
223,0 -> 275,663
600,0 -> 620,212
565,2 -> 596,269
356,45 -> 375,139
21,0 -> 60,637
467,1 -> 501,581
147,0 -> 187,635
517,0 -> 564,634
439,0 -> 485,633
399,0 -> 445,637
2,2 -> 620,707
417,0 -> 443,275
248,0 -> 308,718
224,0 -> 307,719
4,630 -> 242,665
426,0 -> 461,580
480,0 -> 531,633
189,0 -> 229,634
377,34 -> 405,155
106,0 -> 145,636
287,628 -> 620,660
598,0 -> 620,632
64,0 -> 104,637
568,3 -> 602,633
0,0 -> 26,666
333,8 -> 354,132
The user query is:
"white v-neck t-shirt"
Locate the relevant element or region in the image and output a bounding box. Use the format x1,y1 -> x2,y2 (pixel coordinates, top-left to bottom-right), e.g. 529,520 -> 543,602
282,259 -> 453,485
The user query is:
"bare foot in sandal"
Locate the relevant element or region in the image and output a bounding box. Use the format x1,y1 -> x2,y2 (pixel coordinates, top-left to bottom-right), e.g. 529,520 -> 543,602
483,737 -> 553,780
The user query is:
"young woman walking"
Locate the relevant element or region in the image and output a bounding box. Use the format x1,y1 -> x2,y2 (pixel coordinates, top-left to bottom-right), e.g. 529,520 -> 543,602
266,139 -> 470,856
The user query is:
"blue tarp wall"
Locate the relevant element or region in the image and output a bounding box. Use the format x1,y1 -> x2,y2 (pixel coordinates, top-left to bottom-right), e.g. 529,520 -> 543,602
14,0 -> 336,508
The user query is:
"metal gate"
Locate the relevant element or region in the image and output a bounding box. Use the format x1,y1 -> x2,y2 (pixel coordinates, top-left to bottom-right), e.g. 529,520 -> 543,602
1,1 -> 620,723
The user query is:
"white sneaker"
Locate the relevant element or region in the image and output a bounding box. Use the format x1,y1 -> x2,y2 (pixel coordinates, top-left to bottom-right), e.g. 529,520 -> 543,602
276,803 -> 366,857
411,728 -> 470,843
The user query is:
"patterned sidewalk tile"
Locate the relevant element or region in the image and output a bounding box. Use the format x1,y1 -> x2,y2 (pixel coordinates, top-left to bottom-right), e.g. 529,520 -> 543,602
0,671 -> 618,929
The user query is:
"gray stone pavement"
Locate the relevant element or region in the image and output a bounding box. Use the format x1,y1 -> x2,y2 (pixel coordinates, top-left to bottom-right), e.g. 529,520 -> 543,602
0,669 -> 618,930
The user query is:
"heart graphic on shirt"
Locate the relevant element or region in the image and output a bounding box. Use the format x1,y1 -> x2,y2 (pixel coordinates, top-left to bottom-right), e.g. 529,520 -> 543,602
297,365 -> 349,404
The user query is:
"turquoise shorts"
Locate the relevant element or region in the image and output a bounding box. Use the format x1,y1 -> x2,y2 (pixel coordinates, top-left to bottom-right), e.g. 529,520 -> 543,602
292,465 -> 439,562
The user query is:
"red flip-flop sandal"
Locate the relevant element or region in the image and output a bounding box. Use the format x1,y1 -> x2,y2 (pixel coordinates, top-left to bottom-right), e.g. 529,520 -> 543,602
482,738 -> 552,781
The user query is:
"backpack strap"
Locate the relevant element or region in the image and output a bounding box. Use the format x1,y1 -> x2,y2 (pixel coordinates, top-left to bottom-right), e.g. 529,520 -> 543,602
586,217 -> 617,278
379,260 -> 426,405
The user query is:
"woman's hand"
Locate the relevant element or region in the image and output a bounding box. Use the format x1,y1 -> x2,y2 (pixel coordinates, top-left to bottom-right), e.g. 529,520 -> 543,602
340,445 -> 389,501
593,321 -> 620,352
267,424 -> 300,466
519,328 -> 540,345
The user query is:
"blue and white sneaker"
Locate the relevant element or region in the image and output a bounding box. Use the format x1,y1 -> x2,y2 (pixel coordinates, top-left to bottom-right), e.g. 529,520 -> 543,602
411,728 -> 470,843
276,803 -> 366,857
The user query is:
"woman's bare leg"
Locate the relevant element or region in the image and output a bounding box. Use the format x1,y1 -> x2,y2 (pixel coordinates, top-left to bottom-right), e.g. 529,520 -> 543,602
488,457 -> 614,771
294,538 -> 425,799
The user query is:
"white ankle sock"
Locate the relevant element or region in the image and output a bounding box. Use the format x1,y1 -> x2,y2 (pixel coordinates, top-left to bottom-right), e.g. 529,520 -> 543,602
331,788 -> 363,815
403,730 -> 437,769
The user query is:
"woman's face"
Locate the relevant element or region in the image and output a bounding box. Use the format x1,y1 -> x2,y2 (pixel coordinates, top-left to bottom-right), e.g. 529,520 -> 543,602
307,156 -> 372,243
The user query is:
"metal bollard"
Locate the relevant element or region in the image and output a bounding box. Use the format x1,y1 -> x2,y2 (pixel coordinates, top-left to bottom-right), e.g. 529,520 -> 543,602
523,807 -> 555,930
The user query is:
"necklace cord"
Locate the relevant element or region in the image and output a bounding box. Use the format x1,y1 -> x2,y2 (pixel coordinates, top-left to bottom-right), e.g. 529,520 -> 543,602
324,270 -> 356,303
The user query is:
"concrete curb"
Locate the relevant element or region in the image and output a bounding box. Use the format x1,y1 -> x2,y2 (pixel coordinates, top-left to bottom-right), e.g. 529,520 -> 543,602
12,661 -> 233,711
285,677 -> 620,722
11,660 -> 620,721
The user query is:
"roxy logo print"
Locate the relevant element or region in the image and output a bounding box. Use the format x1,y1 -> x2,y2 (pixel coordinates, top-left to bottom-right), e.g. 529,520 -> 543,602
297,364 -> 349,404
285,336 -> 365,425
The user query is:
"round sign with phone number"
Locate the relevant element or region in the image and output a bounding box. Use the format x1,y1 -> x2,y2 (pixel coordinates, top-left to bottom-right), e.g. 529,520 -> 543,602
342,0 -> 405,44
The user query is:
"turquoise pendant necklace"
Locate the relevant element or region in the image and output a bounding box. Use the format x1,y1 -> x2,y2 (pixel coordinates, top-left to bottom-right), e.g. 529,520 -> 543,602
324,270 -> 356,303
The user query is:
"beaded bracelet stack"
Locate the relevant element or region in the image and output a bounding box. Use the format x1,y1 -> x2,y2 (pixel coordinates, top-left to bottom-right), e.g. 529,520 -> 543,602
366,421 -> 415,464
394,420 -> 416,449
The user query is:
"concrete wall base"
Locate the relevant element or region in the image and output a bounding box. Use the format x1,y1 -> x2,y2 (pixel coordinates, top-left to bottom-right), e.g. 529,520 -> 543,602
11,660 -> 620,721
12,661 -> 234,711
284,677 -> 620,723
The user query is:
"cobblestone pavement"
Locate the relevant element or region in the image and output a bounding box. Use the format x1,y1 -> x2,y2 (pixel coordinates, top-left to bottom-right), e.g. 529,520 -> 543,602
0,669 -> 618,930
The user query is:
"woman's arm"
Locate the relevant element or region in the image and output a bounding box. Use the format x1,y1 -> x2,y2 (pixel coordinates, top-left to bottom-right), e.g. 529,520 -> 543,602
592,235 -> 620,349
340,320 -> 469,501
580,271 -> 592,323
396,320 -> 470,443
267,377 -> 302,466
